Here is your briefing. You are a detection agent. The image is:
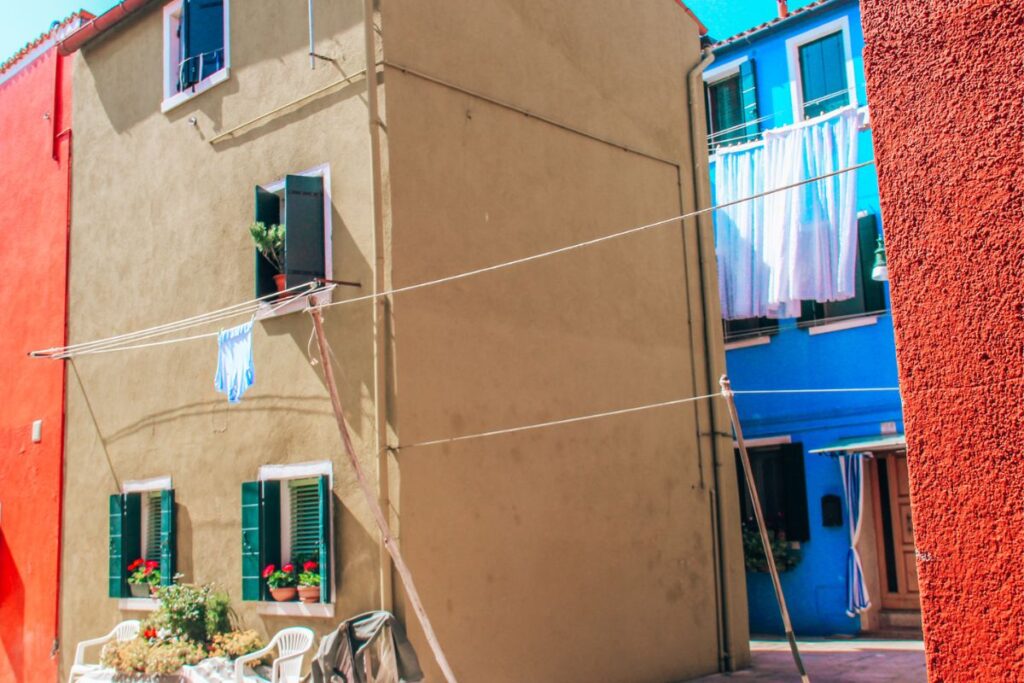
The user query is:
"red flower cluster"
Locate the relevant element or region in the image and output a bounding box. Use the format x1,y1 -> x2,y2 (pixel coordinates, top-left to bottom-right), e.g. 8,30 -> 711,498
262,564 -> 275,578
128,558 -> 144,571
127,558 -> 160,574
143,627 -> 158,640
282,563 -> 295,573
303,560 -> 318,572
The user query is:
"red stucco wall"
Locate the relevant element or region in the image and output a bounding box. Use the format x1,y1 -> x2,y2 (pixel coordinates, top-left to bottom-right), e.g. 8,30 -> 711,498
0,46 -> 71,683
860,1 -> 1024,680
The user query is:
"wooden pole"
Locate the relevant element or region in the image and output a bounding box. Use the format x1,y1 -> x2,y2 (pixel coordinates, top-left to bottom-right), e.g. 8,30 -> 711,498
719,375 -> 810,683
309,304 -> 459,683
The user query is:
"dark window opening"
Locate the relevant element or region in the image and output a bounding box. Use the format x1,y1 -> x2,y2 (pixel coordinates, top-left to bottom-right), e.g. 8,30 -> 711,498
707,60 -> 761,152
253,175 -> 326,299
735,443 -> 810,543
724,316 -> 779,342
877,460 -> 899,593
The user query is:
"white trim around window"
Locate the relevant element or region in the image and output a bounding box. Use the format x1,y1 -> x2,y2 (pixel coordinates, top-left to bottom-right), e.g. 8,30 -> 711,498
161,0 -> 232,114
734,435 -> 793,449
703,55 -> 749,84
785,16 -> 857,122
257,460 -> 335,618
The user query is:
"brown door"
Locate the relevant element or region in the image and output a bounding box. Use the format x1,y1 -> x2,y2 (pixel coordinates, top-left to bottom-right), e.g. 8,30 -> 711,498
871,451 -> 920,609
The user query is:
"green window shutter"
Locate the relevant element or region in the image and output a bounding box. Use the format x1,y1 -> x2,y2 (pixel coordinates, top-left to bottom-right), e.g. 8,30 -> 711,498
738,60 -> 760,140
283,175 -> 326,290
180,0 -> 224,88
159,489 -> 176,586
799,31 -> 850,118
707,75 -> 744,148
145,493 -> 162,561
254,186 -> 281,298
241,481 -> 263,601
261,481 -> 282,601
109,495 -> 124,598
317,475 -> 332,603
289,480 -> 321,564
109,494 -> 141,599
780,444 -> 810,543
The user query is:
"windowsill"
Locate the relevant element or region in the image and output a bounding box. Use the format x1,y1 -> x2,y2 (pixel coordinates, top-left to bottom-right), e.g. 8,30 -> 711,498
255,288 -> 332,320
806,315 -> 878,336
161,68 -> 230,114
257,601 -> 335,618
724,335 -> 773,351
118,598 -> 159,612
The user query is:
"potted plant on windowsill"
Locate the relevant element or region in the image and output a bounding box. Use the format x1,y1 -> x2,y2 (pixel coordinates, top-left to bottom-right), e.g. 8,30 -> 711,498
127,558 -> 161,597
249,221 -> 287,293
297,560 -> 321,603
263,563 -> 298,601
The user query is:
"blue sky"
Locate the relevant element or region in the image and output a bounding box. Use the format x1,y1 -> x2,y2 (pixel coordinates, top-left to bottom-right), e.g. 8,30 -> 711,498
2,0 -> 818,67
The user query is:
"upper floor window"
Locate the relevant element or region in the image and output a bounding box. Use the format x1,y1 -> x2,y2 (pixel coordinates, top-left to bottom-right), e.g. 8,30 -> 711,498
786,17 -> 856,121
704,58 -> 761,152
162,0 -> 230,113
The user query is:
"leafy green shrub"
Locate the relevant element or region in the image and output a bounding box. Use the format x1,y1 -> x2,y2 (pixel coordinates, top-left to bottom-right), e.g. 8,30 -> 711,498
742,523 -> 802,573
152,583 -> 233,644
249,221 -> 286,272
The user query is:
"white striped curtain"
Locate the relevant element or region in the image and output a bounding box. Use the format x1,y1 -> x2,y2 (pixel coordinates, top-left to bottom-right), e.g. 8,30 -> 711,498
838,453 -> 870,616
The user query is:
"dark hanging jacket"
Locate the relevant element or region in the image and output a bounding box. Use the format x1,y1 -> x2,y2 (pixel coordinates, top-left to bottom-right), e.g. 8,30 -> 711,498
306,611 -> 424,683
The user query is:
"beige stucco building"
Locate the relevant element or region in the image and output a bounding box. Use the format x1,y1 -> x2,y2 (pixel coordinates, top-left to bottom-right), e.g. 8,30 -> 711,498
55,1 -> 750,681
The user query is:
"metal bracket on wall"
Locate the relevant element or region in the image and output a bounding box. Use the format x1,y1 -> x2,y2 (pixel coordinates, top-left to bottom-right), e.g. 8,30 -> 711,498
316,277 -> 362,289
307,0 -> 335,69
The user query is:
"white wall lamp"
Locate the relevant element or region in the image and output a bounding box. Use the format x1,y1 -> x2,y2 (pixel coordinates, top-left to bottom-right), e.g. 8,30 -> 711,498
872,235 -> 889,282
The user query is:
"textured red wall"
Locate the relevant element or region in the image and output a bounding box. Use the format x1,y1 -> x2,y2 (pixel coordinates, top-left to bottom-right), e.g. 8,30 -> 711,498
860,1 -> 1024,680
0,46 -> 71,683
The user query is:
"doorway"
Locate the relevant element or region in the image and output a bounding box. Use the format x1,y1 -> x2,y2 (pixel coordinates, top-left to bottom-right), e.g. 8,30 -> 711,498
870,451 -> 920,610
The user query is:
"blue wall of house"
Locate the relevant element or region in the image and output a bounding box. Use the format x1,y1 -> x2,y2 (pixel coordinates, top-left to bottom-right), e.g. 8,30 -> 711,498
709,0 -> 905,636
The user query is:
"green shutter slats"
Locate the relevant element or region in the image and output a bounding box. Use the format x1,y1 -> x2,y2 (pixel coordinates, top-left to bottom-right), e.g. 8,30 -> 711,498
317,475 -> 332,603
799,31 -> 850,118
241,481 -> 262,601
145,493 -> 162,561
738,60 -> 760,141
254,186 -> 282,299
290,481 -> 321,563
109,495 -> 124,598
261,481 -> 282,601
159,489 -> 176,587
283,175 -> 326,290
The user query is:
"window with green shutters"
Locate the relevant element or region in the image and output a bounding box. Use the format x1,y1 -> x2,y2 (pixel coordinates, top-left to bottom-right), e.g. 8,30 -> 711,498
108,486 -> 176,598
241,473 -> 333,604
797,30 -> 850,119
254,171 -> 329,300
706,60 -> 761,152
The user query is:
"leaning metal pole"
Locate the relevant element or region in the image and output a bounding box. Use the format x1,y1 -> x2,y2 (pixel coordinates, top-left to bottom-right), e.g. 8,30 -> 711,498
309,303 -> 460,683
720,375 -> 810,683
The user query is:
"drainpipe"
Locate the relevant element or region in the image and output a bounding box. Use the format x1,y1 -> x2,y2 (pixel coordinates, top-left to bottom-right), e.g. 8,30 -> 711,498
686,45 -> 736,672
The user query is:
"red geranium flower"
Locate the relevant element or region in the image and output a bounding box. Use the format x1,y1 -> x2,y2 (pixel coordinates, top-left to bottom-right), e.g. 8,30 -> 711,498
127,558 -> 144,571
282,563 -> 295,573
146,560 -> 159,570
303,560 -> 318,572
262,564 -> 276,578
143,628 -> 157,640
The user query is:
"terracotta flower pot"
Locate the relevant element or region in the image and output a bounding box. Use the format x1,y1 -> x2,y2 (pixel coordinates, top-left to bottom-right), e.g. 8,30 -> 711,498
273,274 -> 287,293
269,586 -> 297,602
297,586 -> 321,603
129,583 -> 151,598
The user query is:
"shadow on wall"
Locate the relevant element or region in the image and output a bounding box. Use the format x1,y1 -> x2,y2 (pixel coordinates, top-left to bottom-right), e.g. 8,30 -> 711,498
80,0 -> 365,135
0,528 -> 26,683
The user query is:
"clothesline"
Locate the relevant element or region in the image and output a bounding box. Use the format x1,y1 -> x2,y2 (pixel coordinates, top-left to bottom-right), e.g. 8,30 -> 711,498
29,160 -> 875,360
395,385 -> 900,451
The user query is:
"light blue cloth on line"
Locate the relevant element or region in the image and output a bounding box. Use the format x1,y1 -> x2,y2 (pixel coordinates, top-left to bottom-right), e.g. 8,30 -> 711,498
215,321 -> 254,403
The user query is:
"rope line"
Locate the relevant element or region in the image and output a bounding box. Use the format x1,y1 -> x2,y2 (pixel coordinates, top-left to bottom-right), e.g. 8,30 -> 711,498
30,160 -> 874,359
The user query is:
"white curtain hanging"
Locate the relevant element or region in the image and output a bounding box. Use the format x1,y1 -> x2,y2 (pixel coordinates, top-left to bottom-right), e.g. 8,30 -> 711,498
838,452 -> 871,616
714,106 -> 861,319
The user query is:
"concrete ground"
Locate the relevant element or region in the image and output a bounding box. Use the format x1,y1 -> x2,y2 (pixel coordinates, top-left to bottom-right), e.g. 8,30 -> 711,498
691,638 -> 926,682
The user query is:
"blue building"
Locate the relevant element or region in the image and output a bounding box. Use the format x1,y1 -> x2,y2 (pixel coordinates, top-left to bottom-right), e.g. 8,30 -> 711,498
704,0 -> 921,637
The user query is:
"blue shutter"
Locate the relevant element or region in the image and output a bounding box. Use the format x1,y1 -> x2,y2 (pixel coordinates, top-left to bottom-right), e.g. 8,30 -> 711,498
317,475 -> 332,603
799,31 -> 850,118
159,489 -> 176,586
283,175 -> 326,290
180,0 -> 224,88
738,60 -> 760,141
254,186 -> 281,298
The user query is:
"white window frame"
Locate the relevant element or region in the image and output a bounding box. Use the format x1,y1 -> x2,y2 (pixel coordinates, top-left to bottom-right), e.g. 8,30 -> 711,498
161,0 -> 232,114
255,163 -> 335,319
257,461 -> 335,618
702,55 -> 748,85
118,477 -> 173,612
785,16 -> 857,122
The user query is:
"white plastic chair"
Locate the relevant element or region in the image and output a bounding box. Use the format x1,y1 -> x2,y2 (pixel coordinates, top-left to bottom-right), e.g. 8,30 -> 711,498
234,626 -> 315,683
67,619 -> 141,683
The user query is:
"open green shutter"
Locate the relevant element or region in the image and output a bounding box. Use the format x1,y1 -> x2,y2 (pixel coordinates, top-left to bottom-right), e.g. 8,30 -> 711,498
159,489 -> 176,586
858,213 -> 885,312
241,481 -> 262,601
254,186 -> 281,298
283,175 -> 326,290
109,495 -> 124,597
738,60 -> 760,140
261,481 -> 282,600
781,444 -> 810,543
317,475 -> 332,603
180,0 -> 224,88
